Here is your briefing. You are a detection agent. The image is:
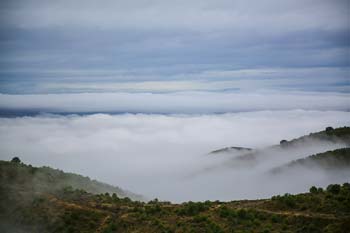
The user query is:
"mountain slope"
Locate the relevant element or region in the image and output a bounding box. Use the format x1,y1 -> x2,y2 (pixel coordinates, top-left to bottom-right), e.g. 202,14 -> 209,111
211,126 -> 350,156
0,160 -> 143,201
1,160 -> 349,233
278,126 -> 350,148
270,148 -> 350,174
204,126 -> 350,170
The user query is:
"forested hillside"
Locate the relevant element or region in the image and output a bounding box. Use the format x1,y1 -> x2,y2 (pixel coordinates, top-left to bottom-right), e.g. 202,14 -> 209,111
1,159 -> 349,233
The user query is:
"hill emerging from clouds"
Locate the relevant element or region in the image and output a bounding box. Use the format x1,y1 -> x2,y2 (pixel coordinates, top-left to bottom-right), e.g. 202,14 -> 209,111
270,148 -> 350,174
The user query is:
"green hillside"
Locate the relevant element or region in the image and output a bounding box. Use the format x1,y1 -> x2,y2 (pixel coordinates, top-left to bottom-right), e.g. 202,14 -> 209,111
278,126 -> 350,148
211,126 -> 350,157
1,159 -> 349,233
271,148 -> 350,173
0,159 -> 143,201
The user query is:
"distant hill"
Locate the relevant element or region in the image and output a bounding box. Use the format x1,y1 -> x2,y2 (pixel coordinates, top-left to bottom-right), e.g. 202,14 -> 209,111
0,160 -> 143,201
210,146 -> 252,154
277,126 -> 350,148
211,126 -> 350,157
271,148 -> 350,174
205,126 -> 350,170
1,159 -> 349,232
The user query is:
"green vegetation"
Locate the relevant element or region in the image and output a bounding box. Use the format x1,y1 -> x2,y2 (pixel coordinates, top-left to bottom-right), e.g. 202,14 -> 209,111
272,148 -> 350,173
0,159 -> 143,201
280,126 -> 350,147
212,127 -> 350,156
1,159 -> 349,233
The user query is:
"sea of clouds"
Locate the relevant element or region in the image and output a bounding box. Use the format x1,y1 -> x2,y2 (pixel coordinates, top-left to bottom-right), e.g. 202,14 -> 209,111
0,106 -> 349,202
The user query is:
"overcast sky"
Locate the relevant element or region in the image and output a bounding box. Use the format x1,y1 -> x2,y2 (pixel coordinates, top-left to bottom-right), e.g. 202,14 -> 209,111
0,1 -> 349,201
0,0 -> 349,94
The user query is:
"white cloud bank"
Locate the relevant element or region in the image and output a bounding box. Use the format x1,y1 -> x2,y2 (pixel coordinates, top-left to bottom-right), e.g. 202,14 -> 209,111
0,91 -> 349,114
0,110 -> 349,202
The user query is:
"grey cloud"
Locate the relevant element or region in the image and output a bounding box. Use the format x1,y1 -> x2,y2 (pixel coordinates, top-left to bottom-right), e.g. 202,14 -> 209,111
0,1 -> 348,94
1,0 -> 348,32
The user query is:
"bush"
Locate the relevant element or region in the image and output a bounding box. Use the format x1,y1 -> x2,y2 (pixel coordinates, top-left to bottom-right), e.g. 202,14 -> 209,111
327,184 -> 341,195
237,209 -> 248,219
309,186 -> 318,194
325,127 -> 334,133
11,157 -> 21,164
273,194 -> 296,208
178,201 -> 209,216
280,140 -> 288,146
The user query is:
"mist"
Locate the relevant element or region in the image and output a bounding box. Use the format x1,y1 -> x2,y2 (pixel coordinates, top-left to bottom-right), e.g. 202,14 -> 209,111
0,110 -> 349,202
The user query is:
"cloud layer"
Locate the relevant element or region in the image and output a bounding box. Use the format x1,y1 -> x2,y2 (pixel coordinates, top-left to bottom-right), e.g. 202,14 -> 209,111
2,0 -> 348,31
0,1 -> 348,94
1,91 -> 349,114
0,110 -> 349,202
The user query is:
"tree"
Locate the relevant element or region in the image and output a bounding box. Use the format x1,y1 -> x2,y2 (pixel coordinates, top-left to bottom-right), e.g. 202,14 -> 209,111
325,126 -> 334,134
11,157 -> 21,164
327,184 -> 341,194
309,186 -> 318,194
280,140 -> 288,146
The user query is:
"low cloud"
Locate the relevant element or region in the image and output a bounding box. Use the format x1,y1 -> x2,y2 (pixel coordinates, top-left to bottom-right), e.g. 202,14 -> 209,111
0,91 -> 349,114
0,110 -> 349,202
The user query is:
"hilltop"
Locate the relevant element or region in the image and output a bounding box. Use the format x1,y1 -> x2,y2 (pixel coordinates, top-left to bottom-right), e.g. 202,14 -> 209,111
277,126 -> 350,148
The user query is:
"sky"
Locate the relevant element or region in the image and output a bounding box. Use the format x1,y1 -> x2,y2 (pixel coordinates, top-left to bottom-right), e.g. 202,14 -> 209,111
0,0 -> 349,94
0,1 -> 349,202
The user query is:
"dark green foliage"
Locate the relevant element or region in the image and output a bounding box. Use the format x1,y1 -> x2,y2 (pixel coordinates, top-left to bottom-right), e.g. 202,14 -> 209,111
177,201 -> 210,216
310,186 -> 318,194
326,127 -> 334,133
269,183 -> 350,216
1,159 -> 350,233
271,193 -> 297,208
0,159 -> 142,200
276,148 -> 350,172
11,157 -> 21,164
327,184 -> 341,194
287,126 -> 350,146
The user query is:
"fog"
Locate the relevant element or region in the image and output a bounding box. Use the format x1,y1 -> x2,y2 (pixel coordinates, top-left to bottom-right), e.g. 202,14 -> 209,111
0,110 -> 349,202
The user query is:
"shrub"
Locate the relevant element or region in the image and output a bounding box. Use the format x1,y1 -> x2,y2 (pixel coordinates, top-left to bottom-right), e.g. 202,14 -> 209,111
280,140 -> 288,146
325,127 -> 334,133
178,201 -> 209,216
237,209 -> 248,219
327,184 -> 341,195
11,157 -> 21,164
309,186 -> 318,194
